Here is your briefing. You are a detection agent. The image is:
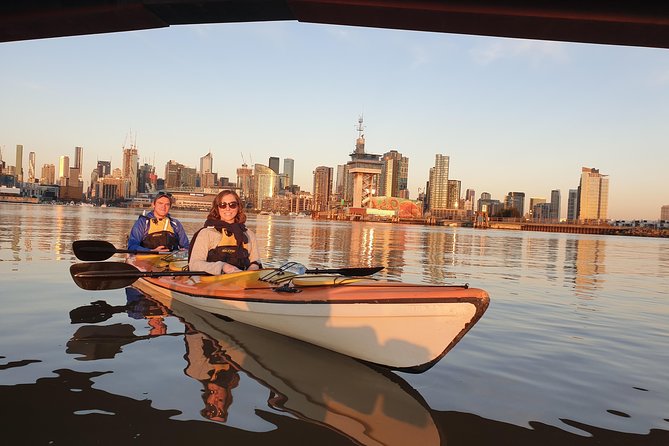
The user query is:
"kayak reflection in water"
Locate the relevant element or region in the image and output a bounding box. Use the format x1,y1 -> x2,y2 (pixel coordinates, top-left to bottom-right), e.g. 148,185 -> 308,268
183,331 -> 240,422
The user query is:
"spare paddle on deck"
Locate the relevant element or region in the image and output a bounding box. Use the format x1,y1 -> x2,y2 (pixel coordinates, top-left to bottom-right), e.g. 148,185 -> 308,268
71,262 -> 384,291
73,240 -> 170,261
70,262 -> 211,291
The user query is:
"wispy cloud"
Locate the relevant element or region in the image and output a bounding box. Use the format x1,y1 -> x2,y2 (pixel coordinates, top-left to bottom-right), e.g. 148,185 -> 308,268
470,39 -> 568,66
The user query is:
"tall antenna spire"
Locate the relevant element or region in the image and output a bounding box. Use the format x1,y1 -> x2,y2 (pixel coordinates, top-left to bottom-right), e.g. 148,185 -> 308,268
355,115 -> 366,154
356,115 -> 365,138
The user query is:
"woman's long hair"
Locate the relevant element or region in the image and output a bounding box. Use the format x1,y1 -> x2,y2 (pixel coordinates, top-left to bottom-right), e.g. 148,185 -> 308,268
206,190 -> 247,224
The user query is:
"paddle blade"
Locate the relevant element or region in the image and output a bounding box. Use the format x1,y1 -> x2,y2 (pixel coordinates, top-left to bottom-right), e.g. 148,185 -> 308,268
305,266 -> 384,276
73,240 -> 118,261
70,262 -> 138,290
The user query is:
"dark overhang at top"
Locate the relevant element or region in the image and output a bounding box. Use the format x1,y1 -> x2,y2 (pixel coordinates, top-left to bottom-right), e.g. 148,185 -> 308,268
2,1 -> 669,49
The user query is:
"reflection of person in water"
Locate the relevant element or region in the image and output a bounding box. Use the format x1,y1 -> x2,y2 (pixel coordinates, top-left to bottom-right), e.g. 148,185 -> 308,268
183,331 -> 240,422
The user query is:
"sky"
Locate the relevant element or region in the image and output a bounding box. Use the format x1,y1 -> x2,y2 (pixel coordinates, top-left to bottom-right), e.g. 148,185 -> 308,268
1,21 -> 668,220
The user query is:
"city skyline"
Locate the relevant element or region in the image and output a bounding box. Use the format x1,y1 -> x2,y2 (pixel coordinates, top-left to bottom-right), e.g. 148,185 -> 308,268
1,22 -> 668,219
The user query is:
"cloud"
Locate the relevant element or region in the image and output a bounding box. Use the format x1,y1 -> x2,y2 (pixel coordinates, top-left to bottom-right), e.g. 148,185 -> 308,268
470,38 -> 568,66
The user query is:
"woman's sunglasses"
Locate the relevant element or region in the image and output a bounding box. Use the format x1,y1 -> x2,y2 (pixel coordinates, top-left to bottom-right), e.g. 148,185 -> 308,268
218,201 -> 239,209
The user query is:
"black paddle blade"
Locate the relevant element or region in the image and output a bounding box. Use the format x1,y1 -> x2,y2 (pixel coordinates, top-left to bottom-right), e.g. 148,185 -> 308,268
70,262 -> 138,291
305,266 -> 384,276
73,240 -> 118,261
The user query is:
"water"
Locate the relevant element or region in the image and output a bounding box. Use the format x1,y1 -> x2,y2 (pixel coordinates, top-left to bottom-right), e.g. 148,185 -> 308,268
1,202 -> 667,445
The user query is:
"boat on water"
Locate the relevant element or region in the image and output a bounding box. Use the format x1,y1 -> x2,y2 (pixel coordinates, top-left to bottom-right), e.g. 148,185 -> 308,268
70,241 -> 489,372
122,255 -> 489,373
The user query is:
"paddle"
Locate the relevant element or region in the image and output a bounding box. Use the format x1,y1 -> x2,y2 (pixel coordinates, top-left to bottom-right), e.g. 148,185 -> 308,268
71,262 -> 384,291
73,240 -> 170,261
70,262 -> 211,291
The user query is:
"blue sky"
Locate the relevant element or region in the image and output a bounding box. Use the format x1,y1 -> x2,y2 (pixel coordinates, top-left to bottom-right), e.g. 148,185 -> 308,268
2,22 -> 668,219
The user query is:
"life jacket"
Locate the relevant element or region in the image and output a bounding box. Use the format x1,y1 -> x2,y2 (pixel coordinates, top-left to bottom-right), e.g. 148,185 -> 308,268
141,216 -> 179,251
206,231 -> 251,270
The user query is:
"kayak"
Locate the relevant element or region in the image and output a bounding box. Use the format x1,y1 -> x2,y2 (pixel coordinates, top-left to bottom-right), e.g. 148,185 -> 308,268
125,254 -> 490,373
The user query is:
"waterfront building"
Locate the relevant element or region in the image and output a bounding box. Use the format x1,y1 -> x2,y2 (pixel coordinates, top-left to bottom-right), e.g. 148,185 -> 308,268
567,189 -> 578,222
253,163 -> 278,210
138,163 -> 157,193
312,166 -> 333,212
464,189 -> 476,212
283,158 -> 294,187
427,154 -> 449,211
577,167 -> 609,223
199,152 -> 216,188
504,192 -> 525,217
15,144 -> 23,184
334,164 -> 346,204
345,116 -> 382,208
550,189 -> 561,221
447,179 -> 461,209
529,197 -> 546,219
164,160 -> 195,189
269,157 -> 280,174
379,150 -> 409,198
28,152 -> 36,183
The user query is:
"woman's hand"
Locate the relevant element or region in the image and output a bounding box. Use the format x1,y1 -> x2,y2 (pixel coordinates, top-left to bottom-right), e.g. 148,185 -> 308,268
247,263 -> 260,271
222,262 -> 242,274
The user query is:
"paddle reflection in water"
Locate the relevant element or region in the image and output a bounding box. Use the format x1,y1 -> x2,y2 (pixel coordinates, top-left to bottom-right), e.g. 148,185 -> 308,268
67,283 -> 442,444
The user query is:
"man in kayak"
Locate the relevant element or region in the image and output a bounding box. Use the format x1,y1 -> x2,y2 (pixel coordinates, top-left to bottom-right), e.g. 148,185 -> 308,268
189,190 -> 262,274
128,191 -> 189,252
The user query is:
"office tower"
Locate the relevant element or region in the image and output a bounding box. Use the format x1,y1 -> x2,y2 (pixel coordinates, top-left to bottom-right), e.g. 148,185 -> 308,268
199,152 -> 215,188
28,151 -> 36,183
567,189 -> 579,222
312,166 -> 333,212
447,179 -> 461,209
97,160 -> 111,178
41,164 -> 56,185
480,191 -> 491,200
138,163 -> 156,193
253,164 -> 278,209
464,189 -> 476,212
427,154 -> 449,210
58,155 -> 70,180
529,197 -> 546,218
550,189 -> 561,221
74,146 -> 83,169
283,158 -> 294,187
661,205 -> 669,221
122,145 -> 138,197
15,144 -> 23,183
577,167 -> 609,222
504,192 -> 526,216
269,157 -> 280,174
236,163 -> 253,201
379,149 -> 409,197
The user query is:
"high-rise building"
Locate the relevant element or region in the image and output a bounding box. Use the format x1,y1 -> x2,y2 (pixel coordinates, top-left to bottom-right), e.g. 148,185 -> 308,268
529,197 -> 546,218
379,149 -> 409,198
97,160 -> 111,178
199,152 -> 215,188
661,205 -> 669,221
427,154 -> 449,210
253,164 -> 278,209
312,166 -> 333,212
28,151 -> 36,183
268,157 -> 280,174
464,189 -> 476,212
504,192 -> 526,216
58,155 -> 70,180
447,179 -> 461,209
236,163 -> 253,201
550,189 -> 561,221
283,158 -> 294,187
41,164 -> 56,185
122,145 -> 138,197
567,189 -> 578,222
74,146 -> 83,169
15,144 -> 23,183
577,167 -> 609,223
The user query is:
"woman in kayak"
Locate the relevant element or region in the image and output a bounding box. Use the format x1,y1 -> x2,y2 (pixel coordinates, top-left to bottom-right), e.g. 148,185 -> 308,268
189,190 -> 262,275
128,191 -> 189,252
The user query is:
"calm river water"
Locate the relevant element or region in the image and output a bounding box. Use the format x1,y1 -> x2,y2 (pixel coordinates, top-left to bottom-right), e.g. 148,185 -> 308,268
1,202 -> 667,445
